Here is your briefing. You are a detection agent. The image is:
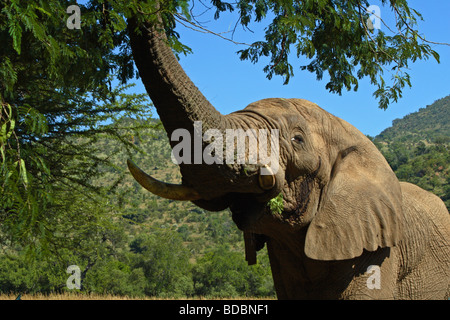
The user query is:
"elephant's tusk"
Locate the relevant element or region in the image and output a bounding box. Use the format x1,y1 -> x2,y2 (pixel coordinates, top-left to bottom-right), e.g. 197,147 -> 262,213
258,165 -> 276,190
127,159 -> 202,201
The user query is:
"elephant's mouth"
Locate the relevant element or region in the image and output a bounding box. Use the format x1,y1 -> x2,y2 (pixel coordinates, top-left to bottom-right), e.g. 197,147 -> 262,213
228,193 -> 268,231
229,159 -> 323,231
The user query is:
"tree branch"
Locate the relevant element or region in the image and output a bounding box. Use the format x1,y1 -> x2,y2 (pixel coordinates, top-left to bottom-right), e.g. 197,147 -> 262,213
391,5 -> 450,47
173,13 -> 251,47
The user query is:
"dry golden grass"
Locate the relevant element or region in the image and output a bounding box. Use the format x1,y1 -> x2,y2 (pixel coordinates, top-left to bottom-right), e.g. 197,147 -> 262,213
0,293 -> 275,300
0,293 -> 145,300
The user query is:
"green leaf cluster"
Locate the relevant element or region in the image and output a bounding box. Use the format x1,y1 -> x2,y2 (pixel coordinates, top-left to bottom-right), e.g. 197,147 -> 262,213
193,245 -> 274,297
267,192 -> 283,215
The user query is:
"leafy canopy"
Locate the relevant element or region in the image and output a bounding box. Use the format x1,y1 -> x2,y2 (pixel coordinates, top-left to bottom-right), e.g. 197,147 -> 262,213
0,0 -> 443,257
0,0 -> 154,255
189,0 -> 442,110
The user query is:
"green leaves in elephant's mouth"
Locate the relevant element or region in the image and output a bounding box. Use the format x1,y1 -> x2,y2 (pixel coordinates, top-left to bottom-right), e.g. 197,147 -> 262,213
267,193 -> 284,216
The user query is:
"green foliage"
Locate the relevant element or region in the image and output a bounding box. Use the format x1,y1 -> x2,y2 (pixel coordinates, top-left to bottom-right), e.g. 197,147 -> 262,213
0,115 -> 275,298
82,259 -> 147,297
267,193 -> 283,215
128,230 -> 194,297
0,0 -> 155,255
228,0 -> 440,109
1,0 -> 444,299
192,245 -> 274,298
0,253 -> 66,293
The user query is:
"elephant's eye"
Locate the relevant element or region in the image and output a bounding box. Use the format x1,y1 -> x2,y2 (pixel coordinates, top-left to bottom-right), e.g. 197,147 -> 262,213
291,135 -> 304,143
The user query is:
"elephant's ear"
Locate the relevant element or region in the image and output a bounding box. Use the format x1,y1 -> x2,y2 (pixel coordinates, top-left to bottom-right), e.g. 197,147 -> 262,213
304,144 -> 404,261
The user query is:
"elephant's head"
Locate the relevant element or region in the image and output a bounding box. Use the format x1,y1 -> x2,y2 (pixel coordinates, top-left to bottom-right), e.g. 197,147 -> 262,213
127,13 -> 404,263
228,98 -> 405,261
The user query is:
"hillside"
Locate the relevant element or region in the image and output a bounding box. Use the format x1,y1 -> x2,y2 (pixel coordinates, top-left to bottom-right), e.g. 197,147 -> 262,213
377,95 -> 450,143
374,95 -> 450,210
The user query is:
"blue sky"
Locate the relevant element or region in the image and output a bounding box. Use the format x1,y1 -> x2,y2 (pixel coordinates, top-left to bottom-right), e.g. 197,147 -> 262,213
133,1 -> 450,136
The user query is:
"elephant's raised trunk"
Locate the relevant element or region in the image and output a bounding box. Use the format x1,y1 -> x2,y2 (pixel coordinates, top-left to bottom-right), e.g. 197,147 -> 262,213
126,8 -> 278,205
127,13 -> 224,144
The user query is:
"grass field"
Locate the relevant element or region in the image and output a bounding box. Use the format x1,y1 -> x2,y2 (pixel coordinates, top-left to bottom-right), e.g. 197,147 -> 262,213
0,293 -> 275,300
0,293 -> 149,300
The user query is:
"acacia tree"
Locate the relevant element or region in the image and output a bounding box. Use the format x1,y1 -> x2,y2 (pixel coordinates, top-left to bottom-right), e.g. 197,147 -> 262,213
0,0 -> 153,255
0,0 -> 444,255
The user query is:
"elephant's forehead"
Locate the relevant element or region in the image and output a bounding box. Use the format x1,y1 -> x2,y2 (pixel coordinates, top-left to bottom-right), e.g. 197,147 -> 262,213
245,98 -> 327,125
246,98 -> 297,111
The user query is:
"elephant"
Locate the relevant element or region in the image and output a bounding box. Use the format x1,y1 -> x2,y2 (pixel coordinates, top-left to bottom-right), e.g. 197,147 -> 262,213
125,10 -> 450,299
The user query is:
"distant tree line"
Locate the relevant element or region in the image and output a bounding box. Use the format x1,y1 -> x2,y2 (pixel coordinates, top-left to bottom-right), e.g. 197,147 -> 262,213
0,227 -> 275,298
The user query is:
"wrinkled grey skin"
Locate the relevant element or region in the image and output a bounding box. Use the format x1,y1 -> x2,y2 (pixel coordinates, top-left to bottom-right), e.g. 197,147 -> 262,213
231,99 -> 450,299
127,13 -> 450,299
